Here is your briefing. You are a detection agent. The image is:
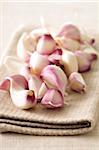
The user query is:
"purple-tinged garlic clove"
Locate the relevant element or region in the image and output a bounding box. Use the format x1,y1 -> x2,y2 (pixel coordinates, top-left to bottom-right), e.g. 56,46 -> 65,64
30,51 -> 49,75
55,37 -> 80,52
69,72 -> 86,93
41,89 -> 64,108
61,50 -> 78,76
48,48 -> 62,65
41,65 -> 67,95
57,24 -> 81,41
17,32 -> 36,63
37,82 -> 48,99
0,75 -> 28,91
75,51 -> 92,72
36,34 -> 56,55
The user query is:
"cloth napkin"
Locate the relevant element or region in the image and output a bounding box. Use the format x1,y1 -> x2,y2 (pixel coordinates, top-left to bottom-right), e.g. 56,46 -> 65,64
0,25 -> 99,136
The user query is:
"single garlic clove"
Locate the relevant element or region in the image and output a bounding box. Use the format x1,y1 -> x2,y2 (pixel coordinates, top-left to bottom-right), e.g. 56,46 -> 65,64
30,51 -> 49,75
41,65 -> 67,95
75,51 -> 92,72
37,82 -> 48,99
36,34 -> 56,55
83,46 -> 98,61
57,24 -> 81,41
61,50 -> 78,76
55,37 -> 80,52
69,72 -> 86,93
20,65 -> 32,81
81,34 -> 95,45
41,89 -> 64,108
48,48 -> 62,65
17,32 -> 36,63
28,75 -> 42,98
10,89 -> 36,109
0,75 -> 28,91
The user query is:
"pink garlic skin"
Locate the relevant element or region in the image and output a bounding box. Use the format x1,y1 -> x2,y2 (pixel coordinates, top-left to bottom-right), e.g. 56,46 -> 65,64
30,51 -> 49,75
48,48 -> 62,65
75,51 -> 92,73
28,75 -> 47,99
41,89 -> 64,108
69,72 -> 86,93
36,34 -> 56,55
41,65 -> 67,95
0,75 -> 28,91
57,24 -> 81,42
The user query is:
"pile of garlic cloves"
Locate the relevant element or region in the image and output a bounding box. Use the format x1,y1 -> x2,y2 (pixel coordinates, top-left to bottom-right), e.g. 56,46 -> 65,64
0,23 -> 98,110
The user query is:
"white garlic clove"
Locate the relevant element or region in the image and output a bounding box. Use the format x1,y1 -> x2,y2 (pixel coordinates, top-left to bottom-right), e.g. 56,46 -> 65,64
69,72 -> 86,93
30,51 -> 49,75
61,50 -> 78,76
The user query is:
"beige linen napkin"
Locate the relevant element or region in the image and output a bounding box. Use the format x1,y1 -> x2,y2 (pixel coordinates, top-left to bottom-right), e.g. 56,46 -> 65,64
0,25 -> 99,135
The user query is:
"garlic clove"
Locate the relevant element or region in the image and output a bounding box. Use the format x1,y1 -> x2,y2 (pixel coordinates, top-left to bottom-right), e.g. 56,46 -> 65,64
83,46 -> 98,61
69,72 -> 86,93
28,75 -> 42,98
75,51 -> 92,72
81,34 -> 95,45
48,48 -> 62,65
41,65 -> 67,95
36,34 -> 56,55
30,51 -> 49,75
20,65 -> 32,81
57,24 -> 81,41
17,32 -> 36,63
55,37 -> 80,52
61,50 -> 78,76
0,75 -> 28,91
37,82 -> 48,99
41,89 -> 64,108
10,89 -> 36,109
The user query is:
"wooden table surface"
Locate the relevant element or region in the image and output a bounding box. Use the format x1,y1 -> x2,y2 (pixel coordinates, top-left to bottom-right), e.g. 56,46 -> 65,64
0,1 -> 99,150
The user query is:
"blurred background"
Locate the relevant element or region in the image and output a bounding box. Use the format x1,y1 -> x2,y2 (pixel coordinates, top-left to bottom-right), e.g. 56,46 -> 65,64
0,1 -> 99,57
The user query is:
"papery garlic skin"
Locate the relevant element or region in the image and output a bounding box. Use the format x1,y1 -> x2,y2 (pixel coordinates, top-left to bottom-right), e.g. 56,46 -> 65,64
69,72 -> 86,93
41,89 -> 64,108
61,50 -> 78,76
75,51 -> 92,72
55,37 -> 80,52
41,65 -> 67,95
17,32 -> 36,63
57,24 -> 81,41
30,51 -> 49,75
36,34 -> 56,55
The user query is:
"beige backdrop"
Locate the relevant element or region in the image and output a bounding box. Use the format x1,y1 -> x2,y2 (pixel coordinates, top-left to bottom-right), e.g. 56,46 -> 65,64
0,1 -> 99,150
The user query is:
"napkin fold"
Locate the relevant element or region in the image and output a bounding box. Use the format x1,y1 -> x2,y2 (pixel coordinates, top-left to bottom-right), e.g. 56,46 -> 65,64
0,25 -> 99,135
